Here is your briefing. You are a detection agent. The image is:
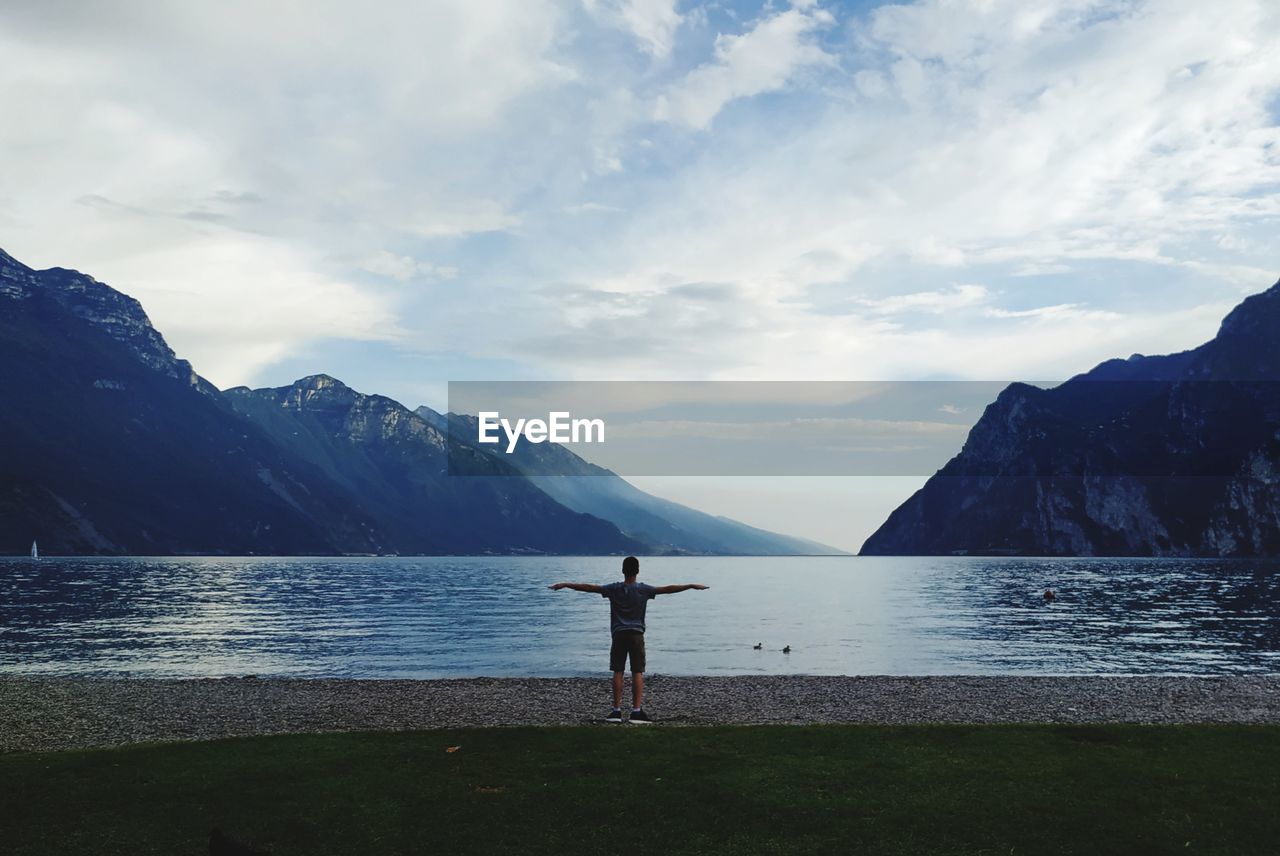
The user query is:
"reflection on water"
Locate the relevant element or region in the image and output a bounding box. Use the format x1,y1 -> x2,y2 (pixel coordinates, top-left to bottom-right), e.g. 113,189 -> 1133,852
1,556 -> 1278,677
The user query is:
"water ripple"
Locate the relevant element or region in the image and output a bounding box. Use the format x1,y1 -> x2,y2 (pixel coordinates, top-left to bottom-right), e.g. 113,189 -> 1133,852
2,556 -> 1279,677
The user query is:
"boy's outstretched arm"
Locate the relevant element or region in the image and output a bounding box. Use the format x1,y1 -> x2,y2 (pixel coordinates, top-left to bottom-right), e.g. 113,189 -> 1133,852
549,582 -> 604,593
653,584 -> 710,595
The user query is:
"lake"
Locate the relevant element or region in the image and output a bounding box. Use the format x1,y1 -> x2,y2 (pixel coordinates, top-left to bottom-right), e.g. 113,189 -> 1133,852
2,556 -> 1279,678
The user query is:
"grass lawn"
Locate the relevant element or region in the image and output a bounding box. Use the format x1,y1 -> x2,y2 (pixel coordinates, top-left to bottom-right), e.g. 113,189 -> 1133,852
3,724 -> 1279,855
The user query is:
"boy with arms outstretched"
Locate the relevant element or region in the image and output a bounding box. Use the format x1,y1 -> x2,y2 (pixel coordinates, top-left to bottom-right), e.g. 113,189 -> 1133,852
550,555 -> 708,723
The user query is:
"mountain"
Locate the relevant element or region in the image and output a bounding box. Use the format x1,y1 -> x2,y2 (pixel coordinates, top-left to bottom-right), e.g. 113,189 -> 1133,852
224,377 -> 640,555
0,246 -> 820,556
0,247 -> 638,555
861,278 -> 1280,557
430,411 -> 842,556
0,248 -> 382,554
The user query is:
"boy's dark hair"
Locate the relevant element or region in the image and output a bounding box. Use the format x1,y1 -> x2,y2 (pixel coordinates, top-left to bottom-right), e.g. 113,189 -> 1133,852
622,556 -> 640,578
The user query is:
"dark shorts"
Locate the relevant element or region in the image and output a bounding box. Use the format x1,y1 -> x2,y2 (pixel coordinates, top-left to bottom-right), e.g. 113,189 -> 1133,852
610,630 -> 646,673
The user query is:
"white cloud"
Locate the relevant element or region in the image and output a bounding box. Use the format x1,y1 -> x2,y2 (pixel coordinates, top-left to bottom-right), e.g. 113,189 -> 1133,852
610,416 -> 968,441
857,284 -> 990,315
653,6 -> 835,128
511,0 -> 1280,387
584,0 -> 685,59
93,236 -> 401,389
0,0 -> 566,384
1013,262 -> 1072,276
983,303 -> 1121,322
910,237 -> 967,267
3,0 -> 1278,394
564,202 -> 627,214
409,203 -> 522,239
361,251 -> 459,282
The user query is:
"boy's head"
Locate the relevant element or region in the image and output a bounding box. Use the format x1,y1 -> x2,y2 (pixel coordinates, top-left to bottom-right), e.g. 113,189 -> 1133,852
622,555 -> 640,579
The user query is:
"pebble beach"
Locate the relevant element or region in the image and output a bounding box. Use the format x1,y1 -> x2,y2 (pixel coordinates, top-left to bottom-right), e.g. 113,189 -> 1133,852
3,675 -> 1279,754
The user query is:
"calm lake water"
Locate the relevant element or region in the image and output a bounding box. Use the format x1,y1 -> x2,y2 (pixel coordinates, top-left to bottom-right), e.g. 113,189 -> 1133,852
2,556 -> 1279,678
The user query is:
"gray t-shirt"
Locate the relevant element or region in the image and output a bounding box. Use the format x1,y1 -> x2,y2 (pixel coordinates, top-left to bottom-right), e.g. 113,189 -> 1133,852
600,581 -> 658,635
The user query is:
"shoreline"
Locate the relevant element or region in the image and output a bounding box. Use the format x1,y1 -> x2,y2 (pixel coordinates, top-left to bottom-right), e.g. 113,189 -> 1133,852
3,675 -> 1279,754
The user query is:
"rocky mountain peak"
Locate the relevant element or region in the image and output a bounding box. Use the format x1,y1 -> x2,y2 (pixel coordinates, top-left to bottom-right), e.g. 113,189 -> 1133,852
1189,277 -> 1280,381
862,274 -> 1280,557
413,405 -> 450,432
0,246 -> 36,298
1215,278 -> 1280,342
0,246 -> 25,269
277,374 -> 360,411
253,376 -> 443,448
0,247 -> 212,394
952,382 -> 1051,469
292,373 -> 353,394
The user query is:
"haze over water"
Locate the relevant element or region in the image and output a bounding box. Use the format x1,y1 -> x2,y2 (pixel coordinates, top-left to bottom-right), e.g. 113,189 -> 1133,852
2,556 -> 1279,678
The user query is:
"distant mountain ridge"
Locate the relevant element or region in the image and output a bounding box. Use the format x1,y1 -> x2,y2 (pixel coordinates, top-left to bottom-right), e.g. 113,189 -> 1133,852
224,376 -> 640,555
861,278 -> 1280,557
435,411 -> 839,555
0,247 -> 213,391
0,247 -> 830,556
0,248 -> 381,554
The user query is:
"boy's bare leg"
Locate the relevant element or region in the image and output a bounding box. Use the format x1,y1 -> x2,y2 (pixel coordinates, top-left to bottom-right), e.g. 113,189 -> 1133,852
633,672 -> 645,709
612,671 -> 624,709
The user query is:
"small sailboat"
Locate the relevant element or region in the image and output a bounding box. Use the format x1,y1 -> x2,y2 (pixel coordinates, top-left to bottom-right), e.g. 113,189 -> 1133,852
30,540 -> 38,559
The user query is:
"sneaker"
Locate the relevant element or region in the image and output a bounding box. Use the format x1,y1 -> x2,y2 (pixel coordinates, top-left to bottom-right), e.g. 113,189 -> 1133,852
605,709 -> 623,723
628,709 -> 655,725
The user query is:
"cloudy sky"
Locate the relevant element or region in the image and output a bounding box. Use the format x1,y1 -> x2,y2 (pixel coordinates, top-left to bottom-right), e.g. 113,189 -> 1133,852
2,0 -> 1279,550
